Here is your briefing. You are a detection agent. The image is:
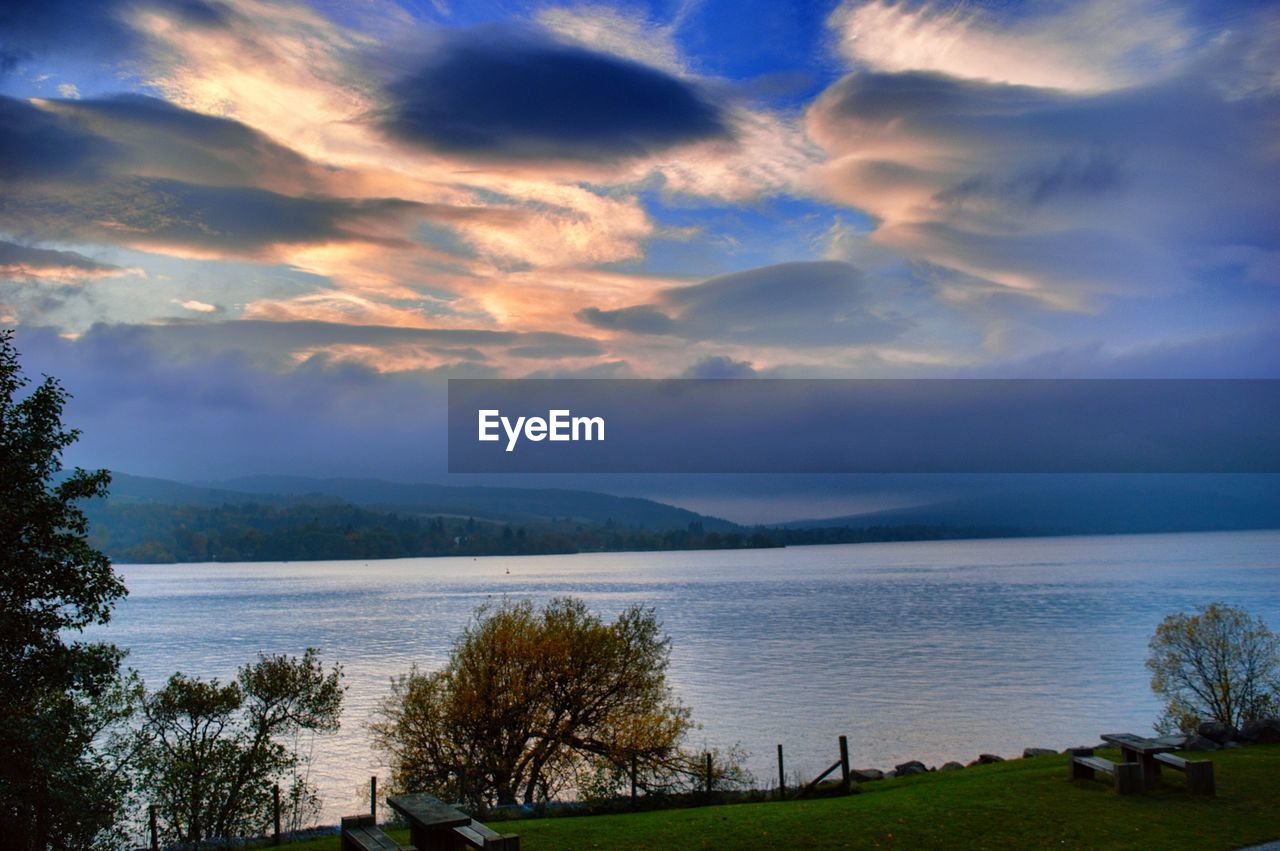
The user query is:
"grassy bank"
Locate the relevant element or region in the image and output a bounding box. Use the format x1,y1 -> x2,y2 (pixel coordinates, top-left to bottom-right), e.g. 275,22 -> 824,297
286,745 -> 1280,849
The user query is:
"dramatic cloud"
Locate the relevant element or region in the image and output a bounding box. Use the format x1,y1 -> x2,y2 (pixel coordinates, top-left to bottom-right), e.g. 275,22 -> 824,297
0,97 -> 118,183
2,177 -> 425,258
0,96 -> 528,261
575,305 -> 676,336
805,20 -> 1280,307
829,0 -> 1193,91
682,355 -> 758,378
377,28 -> 729,162
51,318 -> 610,376
0,0 -> 233,74
579,261 -> 909,347
0,240 -> 127,282
41,94 -> 324,192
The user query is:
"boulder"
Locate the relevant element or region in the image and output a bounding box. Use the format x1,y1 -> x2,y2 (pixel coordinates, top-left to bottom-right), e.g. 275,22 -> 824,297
968,753 -> 1005,766
1221,740 -> 1241,749
1022,748 -> 1057,758
1152,734 -> 1188,748
894,760 -> 929,776
1240,717 -> 1280,744
1196,720 -> 1238,744
939,761 -> 965,772
1182,734 -> 1220,752
850,768 -> 884,782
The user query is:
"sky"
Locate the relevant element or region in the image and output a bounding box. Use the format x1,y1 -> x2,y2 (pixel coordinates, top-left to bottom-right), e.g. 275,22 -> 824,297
1,0 -> 1277,516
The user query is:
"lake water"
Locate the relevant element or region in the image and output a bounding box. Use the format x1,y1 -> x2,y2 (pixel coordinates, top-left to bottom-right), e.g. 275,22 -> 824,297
87,530 -> 1280,824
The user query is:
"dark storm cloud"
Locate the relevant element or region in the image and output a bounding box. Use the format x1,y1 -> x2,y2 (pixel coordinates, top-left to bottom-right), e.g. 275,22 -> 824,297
578,261 -> 908,347
815,70 -> 1065,124
66,319 -> 608,368
12,324 -> 455,482
574,304 -> 676,335
682,355 -> 757,378
0,0 -> 231,73
0,96 -> 518,256
0,97 -> 118,182
50,94 -> 320,188
378,28 -> 729,162
1,177 -> 422,255
0,240 -> 121,277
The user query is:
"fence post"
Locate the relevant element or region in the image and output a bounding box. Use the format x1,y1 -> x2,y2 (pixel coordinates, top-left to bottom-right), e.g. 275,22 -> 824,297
272,783 -> 281,845
704,752 -> 713,800
839,736 -> 851,794
777,744 -> 785,798
630,753 -> 637,809
149,804 -> 158,851
371,775 -> 377,820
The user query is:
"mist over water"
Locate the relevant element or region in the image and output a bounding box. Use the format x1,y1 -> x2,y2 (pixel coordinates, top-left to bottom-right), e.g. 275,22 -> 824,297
88,530 -> 1280,823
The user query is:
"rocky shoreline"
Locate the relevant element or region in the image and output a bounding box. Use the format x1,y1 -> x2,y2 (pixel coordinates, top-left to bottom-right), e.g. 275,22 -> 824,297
851,717 -> 1280,781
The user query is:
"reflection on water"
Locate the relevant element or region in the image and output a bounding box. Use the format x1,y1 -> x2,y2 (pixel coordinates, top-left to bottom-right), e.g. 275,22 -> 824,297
86,530 -> 1280,823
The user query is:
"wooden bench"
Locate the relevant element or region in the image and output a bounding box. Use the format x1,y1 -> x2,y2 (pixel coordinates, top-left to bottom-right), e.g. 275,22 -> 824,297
455,820 -> 520,849
1154,752 -> 1216,796
387,793 -> 519,851
341,814 -> 415,851
1068,748 -> 1142,794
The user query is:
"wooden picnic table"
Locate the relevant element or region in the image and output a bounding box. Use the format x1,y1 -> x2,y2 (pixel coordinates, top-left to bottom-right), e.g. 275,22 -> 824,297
1100,733 -> 1174,790
386,793 -> 518,851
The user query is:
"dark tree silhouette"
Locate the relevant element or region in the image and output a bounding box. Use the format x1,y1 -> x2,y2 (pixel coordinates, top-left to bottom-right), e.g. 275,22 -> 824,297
0,329 -> 136,849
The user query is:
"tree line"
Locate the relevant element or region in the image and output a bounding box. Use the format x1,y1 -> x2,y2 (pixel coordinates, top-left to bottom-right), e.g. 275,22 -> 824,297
85,500 -> 1037,564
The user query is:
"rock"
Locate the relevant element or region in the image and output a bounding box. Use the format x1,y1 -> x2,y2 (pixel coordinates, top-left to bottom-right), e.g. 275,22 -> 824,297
1197,720 -> 1238,744
1221,740 -> 1241,749
968,753 -> 1005,766
850,768 -> 884,782
1022,748 -> 1057,758
939,761 -> 965,771
1182,734 -> 1220,751
894,760 -> 928,776
1240,717 -> 1280,744
1152,734 -> 1188,748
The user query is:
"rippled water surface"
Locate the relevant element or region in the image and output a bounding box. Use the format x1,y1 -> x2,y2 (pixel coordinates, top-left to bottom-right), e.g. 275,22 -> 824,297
87,530 -> 1280,822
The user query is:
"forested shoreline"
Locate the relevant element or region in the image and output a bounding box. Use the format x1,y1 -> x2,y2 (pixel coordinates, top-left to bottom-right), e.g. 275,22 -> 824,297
86,500 -> 1036,563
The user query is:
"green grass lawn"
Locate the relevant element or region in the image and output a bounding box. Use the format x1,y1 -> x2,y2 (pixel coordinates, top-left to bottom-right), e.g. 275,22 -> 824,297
285,745 -> 1280,849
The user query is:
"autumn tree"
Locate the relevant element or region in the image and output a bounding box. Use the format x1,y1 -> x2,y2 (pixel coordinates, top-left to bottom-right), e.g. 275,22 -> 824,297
0,329 -> 139,850
1147,602 -> 1280,733
372,598 -> 711,810
137,649 -> 344,843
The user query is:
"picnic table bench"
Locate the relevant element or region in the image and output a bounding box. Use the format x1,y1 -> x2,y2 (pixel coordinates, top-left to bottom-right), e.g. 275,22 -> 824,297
1154,751 -> 1216,795
1067,748 -> 1143,794
340,814 -> 414,851
387,793 -> 520,851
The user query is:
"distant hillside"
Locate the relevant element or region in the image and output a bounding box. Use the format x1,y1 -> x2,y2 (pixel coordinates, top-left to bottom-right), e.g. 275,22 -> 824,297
216,475 -> 742,529
83,472 -> 1280,564
106,473 -> 738,531
85,500 -> 774,564
85,472 -> 754,563
779,475 -> 1280,534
